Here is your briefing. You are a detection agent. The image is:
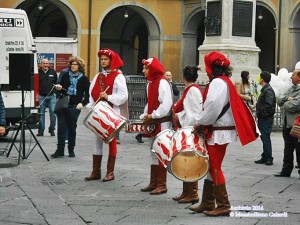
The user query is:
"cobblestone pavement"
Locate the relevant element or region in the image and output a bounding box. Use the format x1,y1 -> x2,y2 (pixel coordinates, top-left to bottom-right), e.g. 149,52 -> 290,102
0,109 -> 299,225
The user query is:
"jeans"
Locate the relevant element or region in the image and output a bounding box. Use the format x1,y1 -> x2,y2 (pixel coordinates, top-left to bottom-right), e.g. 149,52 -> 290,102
257,117 -> 274,159
38,94 -> 56,134
57,106 -> 81,152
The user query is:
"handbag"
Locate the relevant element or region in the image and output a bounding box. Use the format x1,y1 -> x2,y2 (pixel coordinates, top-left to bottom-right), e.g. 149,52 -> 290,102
54,95 -> 69,114
290,115 -> 300,139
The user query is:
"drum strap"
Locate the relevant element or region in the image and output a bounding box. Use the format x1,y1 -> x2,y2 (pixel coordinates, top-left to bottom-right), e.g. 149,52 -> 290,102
216,102 -> 230,121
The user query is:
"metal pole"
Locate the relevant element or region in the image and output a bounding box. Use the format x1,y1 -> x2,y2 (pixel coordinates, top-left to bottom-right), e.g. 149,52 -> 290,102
87,0 -> 92,80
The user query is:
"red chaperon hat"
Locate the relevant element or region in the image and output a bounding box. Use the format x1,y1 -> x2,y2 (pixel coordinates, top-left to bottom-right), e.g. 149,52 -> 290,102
142,57 -> 164,81
204,51 -> 230,77
98,48 -> 124,70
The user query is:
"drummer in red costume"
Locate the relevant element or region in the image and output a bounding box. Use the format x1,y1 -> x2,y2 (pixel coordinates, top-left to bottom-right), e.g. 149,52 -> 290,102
85,48 -> 128,182
140,57 -> 173,195
172,65 -> 203,204
189,51 -> 259,216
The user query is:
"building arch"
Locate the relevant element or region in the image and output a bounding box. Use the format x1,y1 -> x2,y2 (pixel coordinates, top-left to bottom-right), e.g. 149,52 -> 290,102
290,3 -> 300,68
16,0 -> 78,38
182,8 -> 205,67
97,3 -> 162,74
255,3 -> 276,73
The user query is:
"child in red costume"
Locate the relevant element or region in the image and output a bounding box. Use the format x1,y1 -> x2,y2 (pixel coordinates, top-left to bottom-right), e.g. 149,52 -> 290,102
140,57 -> 173,195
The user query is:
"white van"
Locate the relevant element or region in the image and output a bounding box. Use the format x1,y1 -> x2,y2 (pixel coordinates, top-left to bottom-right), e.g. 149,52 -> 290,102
0,8 -> 39,131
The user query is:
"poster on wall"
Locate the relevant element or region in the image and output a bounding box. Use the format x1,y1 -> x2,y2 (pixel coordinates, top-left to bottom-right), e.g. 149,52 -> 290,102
37,53 -> 55,69
56,53 -> 72,73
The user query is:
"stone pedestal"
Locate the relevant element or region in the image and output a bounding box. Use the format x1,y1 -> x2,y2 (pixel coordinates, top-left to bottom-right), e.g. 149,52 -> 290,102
198,0 -> 261,84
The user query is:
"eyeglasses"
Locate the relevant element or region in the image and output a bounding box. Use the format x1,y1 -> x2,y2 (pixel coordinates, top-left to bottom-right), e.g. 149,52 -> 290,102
71,63 -> 79,66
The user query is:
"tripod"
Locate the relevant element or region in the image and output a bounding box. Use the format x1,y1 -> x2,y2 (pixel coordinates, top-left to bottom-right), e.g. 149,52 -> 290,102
6,89 -> 49,164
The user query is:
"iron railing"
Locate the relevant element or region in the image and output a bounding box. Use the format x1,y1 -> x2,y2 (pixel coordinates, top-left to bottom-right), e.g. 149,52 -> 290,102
125,75 -> 282,131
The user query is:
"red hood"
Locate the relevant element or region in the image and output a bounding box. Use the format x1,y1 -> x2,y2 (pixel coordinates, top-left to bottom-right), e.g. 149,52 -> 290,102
204,51 -> 230,80
98,48 -> 124,71
142,57 -> 164,81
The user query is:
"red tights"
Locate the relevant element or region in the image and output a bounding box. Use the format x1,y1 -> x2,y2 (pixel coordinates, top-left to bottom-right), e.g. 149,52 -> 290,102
108,138 -> 117,157
207,143 -> 228,185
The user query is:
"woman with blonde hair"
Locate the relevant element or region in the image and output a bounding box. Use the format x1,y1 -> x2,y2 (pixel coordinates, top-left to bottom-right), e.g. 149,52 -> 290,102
51,56 -> 90,158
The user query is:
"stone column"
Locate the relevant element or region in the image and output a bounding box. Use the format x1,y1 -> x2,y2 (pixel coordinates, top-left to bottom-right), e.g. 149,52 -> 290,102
198,0 -> 261,84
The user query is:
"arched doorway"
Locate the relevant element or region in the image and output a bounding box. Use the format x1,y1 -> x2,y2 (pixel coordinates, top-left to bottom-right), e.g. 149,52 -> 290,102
100,5 -> 161,74
291,5 -> 300,68
16,0 -> 77,38
255,5 -> 276,73
15,0 -> 78,73
182,9 -> 206,68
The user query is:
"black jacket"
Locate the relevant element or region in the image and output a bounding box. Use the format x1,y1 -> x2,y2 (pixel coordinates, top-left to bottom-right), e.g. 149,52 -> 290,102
171,82 -> 179,96
58,69 -> 90,106
256,83 -> 276,119
38,68 -> 58,96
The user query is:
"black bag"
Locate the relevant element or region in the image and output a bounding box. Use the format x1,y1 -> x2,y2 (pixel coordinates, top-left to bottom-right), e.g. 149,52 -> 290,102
54,95 -> 69,114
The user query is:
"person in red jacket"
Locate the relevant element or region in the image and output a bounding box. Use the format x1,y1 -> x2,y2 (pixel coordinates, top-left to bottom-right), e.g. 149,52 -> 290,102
140,57 -> 173,195
172,65 -> 203,204
190,51 -> 259,216
85,48 -> 128,182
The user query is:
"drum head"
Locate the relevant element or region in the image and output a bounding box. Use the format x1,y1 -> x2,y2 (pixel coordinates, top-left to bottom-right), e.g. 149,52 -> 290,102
169,151 -> 209,182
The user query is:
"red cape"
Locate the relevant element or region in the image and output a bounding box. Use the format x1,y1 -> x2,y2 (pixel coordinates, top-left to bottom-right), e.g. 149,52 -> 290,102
218,76 -> 259,146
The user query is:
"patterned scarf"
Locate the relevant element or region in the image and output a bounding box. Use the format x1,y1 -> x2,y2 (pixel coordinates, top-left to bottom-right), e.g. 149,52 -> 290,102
67,71 -> 83,95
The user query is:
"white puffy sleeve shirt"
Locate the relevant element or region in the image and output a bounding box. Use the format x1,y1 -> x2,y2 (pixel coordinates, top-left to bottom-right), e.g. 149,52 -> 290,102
177,86 -> 203,127
140,79 -> 173,119
88,73 -> 128,115
195,78 -> 237,145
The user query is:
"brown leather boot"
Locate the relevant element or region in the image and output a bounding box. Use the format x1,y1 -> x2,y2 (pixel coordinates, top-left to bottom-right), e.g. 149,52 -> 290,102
85,155 -> 102,181
103,156 -> 116,182
178,181 -> 199,204
141,165 -> 158,192
203,184 -> 230,217
150,166 -> 167,195
172,182 -> 188,201
189,179 -> 215,213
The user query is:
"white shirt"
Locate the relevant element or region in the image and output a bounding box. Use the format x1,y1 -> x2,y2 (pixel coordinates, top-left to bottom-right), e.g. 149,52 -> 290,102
140,79 -> 173,119
195,78 -> 237,145
177,86 -> 203,127
140,79 -> 173,130
88,72 -> 128,114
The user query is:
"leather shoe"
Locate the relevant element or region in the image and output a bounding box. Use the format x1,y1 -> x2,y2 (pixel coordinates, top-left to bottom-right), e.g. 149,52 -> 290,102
69,151 -> 75,157
254,158 -> 266,164
265,158 -> 273,166
37,133 -> 43,136
50,132 -> 55,136
274,172 -> 290,177
51,151 -> 64,158
135,134 -> 144,143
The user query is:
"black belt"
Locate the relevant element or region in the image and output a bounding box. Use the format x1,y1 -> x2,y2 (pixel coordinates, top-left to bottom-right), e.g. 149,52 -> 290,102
212,126 -> 236,131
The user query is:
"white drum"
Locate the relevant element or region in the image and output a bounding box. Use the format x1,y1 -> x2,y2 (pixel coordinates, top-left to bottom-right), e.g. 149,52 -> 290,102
169,126 -> 209,182
151,129 -> 175,168
125,120 -> 155,134
83,101 -> 127,143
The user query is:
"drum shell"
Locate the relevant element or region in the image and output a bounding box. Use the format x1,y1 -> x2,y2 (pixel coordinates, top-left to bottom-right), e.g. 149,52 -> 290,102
83,101 -> 127,143
151,129 -> 175,168
169,126 -> 209,182
125,120 -> 155,134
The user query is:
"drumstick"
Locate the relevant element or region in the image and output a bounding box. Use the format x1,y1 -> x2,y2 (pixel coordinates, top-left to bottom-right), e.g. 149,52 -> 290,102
94,86 -> 110,106
103,86 -> 110,93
